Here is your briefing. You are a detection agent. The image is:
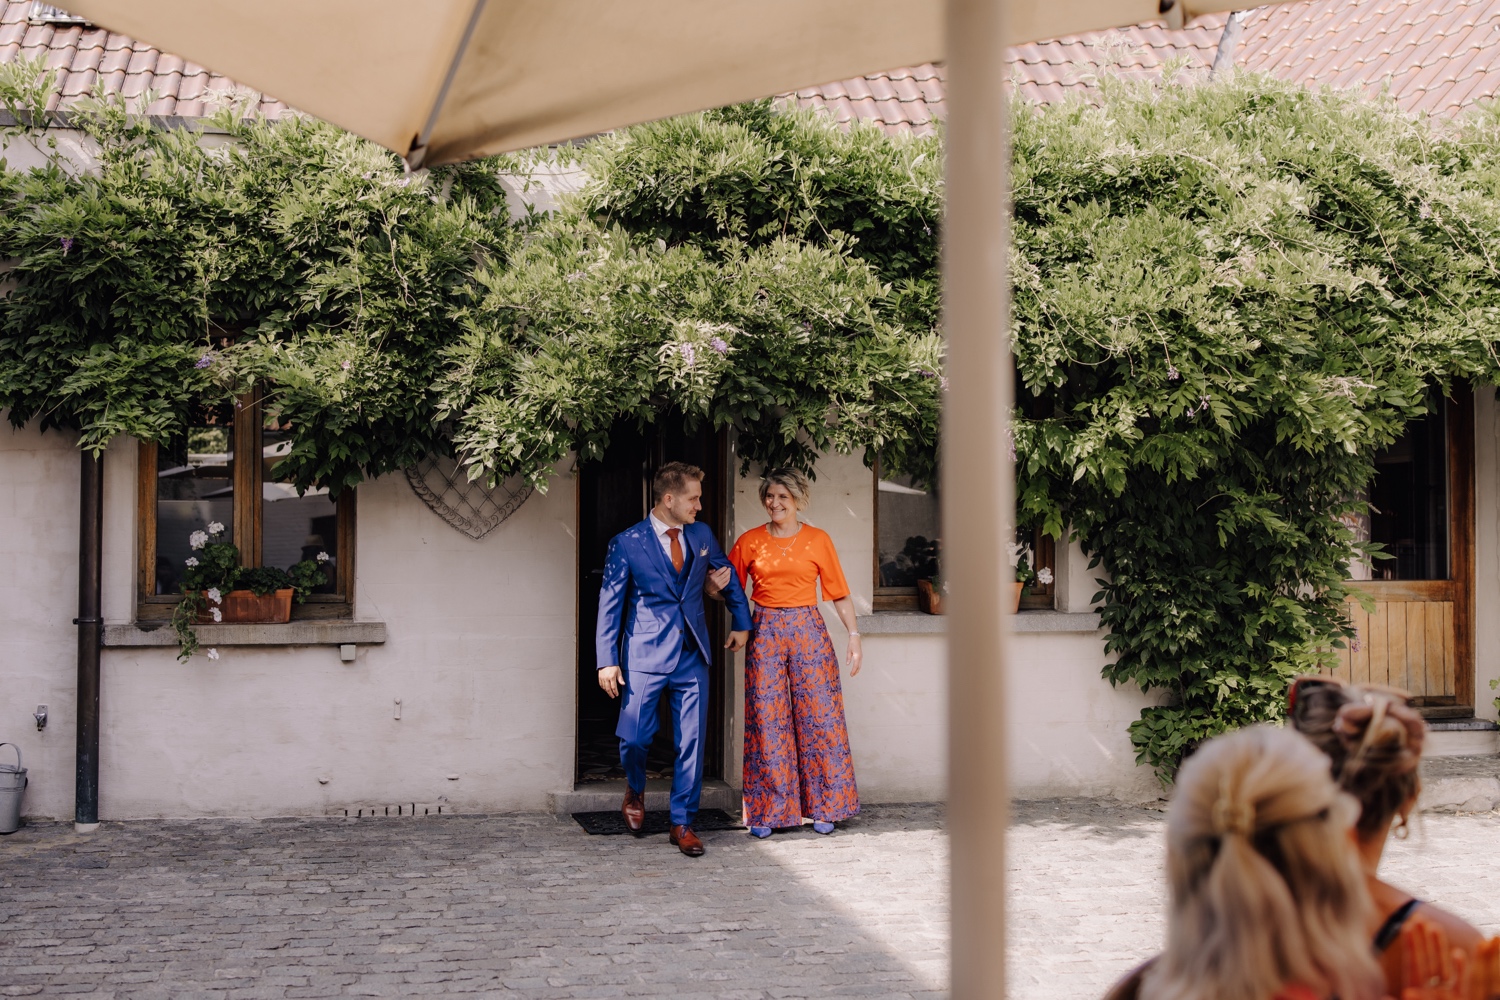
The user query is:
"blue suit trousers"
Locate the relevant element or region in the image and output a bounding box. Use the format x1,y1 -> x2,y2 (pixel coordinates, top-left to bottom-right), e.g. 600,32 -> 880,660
616,642 -> 708,827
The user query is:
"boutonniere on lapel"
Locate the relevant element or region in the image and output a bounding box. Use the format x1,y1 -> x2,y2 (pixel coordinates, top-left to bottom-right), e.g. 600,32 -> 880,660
698,546 -> 709,557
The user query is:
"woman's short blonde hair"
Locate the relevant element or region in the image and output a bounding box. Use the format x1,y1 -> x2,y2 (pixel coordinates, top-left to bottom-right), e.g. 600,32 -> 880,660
758,467 -> 811,509
1141,725 -> 1383,1000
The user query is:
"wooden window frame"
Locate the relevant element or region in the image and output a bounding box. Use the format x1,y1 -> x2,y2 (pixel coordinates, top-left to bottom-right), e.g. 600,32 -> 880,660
135,392 -> 356,622
871,464 -> 1056,612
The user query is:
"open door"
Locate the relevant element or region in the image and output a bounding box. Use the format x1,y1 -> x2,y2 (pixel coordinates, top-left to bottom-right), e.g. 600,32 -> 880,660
1337,389 -> 1474,716
576,418 -> 729,784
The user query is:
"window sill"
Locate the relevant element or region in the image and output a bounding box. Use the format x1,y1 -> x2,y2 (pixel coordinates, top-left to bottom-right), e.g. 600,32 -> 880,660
103,620 -> 387,648
854,610 -> 1102,635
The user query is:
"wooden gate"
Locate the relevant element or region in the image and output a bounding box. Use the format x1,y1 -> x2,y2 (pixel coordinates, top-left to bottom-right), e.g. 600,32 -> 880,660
1333,391 -> 1473,715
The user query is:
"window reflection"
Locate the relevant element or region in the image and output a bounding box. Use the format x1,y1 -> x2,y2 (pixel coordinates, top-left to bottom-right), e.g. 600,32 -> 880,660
262,416 -> 339,594
878,474 -> 941,588
155,408 -> 234,595
1368,395 -> 1448,581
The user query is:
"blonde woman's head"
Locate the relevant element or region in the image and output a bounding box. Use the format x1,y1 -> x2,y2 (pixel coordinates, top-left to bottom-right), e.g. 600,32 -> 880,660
1141,725 -> 1382,1000
759,467 -> 811,523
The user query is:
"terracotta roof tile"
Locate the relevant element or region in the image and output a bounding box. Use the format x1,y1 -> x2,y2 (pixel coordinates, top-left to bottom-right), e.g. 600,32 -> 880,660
785,0 -> 1500,137
125,47 -> 156,75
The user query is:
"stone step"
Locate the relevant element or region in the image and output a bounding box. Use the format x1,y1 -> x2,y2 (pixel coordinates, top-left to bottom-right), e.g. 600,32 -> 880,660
1419,754 -> 1500,813
1426,718 -> 1500,758
548,779 -> 741,819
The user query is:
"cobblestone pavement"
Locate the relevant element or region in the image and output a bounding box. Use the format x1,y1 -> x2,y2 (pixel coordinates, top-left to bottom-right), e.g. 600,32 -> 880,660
4,801 -> 1497,998
0,805 -> 947,999
1008,800 -> 1500,998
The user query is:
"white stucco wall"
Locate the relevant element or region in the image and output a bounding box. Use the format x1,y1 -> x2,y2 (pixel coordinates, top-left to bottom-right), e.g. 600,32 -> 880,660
0,422 -> 88,820
5,419 -> 1165,820
2,422 -> 578,820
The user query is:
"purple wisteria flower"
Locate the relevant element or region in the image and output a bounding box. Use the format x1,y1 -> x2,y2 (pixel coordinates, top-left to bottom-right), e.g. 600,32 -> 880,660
678,342 -> 697,367
195,351 -> 214,369
1167,365 -> 1180,381
59,237 -> 74,255
709,337 -> 729,356
341,360 -> 352,371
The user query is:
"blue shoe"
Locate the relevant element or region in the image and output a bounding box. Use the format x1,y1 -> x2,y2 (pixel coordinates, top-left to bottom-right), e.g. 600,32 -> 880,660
749,825 -> 773,839
812,821 -> 835,835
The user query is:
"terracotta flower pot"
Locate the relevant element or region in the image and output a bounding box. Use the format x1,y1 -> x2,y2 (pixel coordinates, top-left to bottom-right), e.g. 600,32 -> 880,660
1010,581 -> 1024,614
917,578 -> 945,615
196,588 -> 293,625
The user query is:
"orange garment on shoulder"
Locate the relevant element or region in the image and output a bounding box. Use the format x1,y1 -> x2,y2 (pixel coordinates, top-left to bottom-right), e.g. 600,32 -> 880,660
1273,986 -> 1324,1000
728,524 -> 850,608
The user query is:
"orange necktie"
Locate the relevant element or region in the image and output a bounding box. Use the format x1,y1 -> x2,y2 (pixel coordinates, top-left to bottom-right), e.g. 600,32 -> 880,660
666,527 -> 684,573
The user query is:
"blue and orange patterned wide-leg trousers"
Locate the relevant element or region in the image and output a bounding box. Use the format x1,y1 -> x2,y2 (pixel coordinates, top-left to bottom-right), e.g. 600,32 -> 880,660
743,606 -> 860,829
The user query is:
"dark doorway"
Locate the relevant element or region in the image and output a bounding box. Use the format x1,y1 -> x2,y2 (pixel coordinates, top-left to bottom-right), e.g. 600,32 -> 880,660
576,417 -> 729,785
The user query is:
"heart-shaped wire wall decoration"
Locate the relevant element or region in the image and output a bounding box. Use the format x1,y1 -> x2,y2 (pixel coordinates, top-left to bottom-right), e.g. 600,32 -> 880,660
404,455 -> 532,540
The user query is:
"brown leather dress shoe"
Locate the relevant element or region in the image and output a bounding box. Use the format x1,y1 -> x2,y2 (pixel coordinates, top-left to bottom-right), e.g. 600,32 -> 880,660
621,788 -> 645,835
670,824 -> 705,857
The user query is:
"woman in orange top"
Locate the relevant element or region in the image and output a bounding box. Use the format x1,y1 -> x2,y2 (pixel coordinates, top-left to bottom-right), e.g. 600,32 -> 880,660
726,467 -> 861,839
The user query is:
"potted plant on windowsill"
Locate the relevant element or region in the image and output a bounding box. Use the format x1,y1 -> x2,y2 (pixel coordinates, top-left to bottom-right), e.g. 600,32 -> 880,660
1007,541 -> 1054,614
917,567 -> 946,615
171,523 -> 331,661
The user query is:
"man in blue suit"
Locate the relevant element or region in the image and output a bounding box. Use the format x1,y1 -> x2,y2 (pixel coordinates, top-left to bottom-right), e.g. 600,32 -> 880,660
596,461 -> 752,856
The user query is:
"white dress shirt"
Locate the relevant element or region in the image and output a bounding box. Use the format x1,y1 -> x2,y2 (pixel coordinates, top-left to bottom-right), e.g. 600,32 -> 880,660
648,511 -> 684,563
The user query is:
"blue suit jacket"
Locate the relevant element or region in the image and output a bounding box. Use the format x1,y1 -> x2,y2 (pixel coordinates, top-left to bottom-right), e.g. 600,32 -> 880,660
596,518 -> 753,675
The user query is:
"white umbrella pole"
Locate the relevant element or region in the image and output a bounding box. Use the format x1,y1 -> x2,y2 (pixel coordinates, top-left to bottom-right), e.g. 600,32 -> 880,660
943,0 -> 1012,996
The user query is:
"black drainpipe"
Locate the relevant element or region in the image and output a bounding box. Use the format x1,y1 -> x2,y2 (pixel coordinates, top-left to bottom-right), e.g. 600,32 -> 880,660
74,450 -> 103,831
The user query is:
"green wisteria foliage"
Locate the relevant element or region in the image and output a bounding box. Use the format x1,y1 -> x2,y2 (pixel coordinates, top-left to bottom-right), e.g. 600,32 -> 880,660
0,66 -> 944,495
1012,75 -> 1500,777
9,55 -> 1500,779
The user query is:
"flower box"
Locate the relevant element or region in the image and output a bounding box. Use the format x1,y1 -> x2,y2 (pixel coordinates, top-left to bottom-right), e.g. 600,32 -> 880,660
196,589 -> 293,625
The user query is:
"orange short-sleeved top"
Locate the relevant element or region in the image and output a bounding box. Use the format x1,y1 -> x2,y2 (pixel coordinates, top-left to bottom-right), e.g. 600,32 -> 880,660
727,524 -> 850,608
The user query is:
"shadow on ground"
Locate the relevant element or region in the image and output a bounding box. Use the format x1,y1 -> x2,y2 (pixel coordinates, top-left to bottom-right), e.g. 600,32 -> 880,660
1008,798 -> 1166,841
0,804 -> 948,999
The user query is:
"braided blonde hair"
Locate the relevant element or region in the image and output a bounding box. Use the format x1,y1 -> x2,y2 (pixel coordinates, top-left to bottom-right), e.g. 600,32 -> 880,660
1289,681 -> 1426,840
1141,725 -> 1382,1000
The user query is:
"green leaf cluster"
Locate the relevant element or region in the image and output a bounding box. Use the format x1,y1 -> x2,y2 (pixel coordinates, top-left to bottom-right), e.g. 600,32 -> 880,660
0,77 -> 943,492
1011,75 -> 1500,779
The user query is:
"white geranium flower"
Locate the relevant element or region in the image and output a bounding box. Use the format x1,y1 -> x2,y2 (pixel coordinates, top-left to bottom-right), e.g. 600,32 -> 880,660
206,588 -> 222,604
205,648 -> 220,660
189,530 -> 209,550
207,521 -> 225,534
210,607 -> 222,623
1037,567 -> 1054,586
185,557 -> 199,568
316,551 -> 330,563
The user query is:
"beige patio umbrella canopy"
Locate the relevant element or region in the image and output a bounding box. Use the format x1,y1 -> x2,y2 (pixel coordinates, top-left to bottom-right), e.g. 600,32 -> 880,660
63,0 -> 1259,165
56,0 -> 1300,995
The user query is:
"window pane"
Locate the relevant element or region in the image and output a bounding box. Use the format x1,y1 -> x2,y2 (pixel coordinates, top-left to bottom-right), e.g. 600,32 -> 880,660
878,474 -> 940,588
262,416 -> 339,594
155,409 -> 234,595
1369,395 -> 1448,581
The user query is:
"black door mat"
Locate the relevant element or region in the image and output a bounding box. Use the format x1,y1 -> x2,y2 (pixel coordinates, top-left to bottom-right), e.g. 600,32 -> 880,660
572,808 -> 740,836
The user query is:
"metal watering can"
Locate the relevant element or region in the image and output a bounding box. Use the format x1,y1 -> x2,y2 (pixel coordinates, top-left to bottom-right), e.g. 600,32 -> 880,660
0,743 -> 27,834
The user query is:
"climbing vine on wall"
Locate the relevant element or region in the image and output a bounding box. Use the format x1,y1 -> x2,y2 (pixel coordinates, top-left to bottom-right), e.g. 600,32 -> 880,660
0,62 -> 944,494
10,52 -> 1500,778
1011,76 -> 1500,778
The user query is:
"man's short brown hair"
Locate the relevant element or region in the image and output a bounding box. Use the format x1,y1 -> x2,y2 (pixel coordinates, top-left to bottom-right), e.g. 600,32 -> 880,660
652,461 -> 704,503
